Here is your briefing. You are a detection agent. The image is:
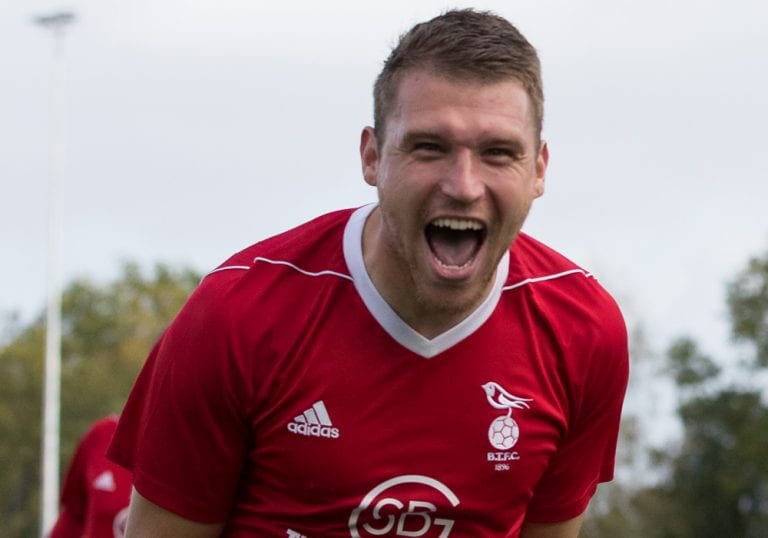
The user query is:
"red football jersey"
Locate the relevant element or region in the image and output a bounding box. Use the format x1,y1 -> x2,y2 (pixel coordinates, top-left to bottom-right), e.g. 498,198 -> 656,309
51,416 -> 131,538
109,204 -> 628,537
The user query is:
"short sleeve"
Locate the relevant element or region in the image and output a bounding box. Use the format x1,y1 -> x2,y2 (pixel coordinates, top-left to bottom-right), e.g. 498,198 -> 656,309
108,271 -> 252,523
525,300 -> 629,522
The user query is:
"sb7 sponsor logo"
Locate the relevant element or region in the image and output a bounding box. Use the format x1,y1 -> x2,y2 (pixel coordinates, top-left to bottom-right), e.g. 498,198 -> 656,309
349,475 -> 459,537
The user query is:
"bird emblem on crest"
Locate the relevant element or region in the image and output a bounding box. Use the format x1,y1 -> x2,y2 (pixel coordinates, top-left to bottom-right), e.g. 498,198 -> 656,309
482,382 -> 533,450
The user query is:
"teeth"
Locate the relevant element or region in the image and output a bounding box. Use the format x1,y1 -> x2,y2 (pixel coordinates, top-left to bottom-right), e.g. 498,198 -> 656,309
430,218 -> 484,231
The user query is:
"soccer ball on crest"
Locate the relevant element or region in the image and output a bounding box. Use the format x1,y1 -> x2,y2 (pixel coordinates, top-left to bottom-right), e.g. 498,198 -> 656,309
488,415 -> 520,450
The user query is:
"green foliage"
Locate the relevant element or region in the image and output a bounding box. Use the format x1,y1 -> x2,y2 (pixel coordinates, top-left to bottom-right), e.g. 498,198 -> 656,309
58,262 -> 200,447
0,323 -> 45,538
666,336 -> 721,386
582,481 -> 684,538
0,261 -> 199,537
669,390 -> 768,537
728,250 -> 768,368
586,243 -> 768,536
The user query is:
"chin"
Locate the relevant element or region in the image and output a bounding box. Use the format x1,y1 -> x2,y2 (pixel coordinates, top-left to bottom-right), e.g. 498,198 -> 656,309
416,281 -> 489,317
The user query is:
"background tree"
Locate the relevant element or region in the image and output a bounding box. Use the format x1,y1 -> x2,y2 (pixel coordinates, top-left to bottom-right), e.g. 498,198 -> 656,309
584,247 -> 768,537
0,261 -> 200,537
728,249 -> 768,368
656,248 -> 768,537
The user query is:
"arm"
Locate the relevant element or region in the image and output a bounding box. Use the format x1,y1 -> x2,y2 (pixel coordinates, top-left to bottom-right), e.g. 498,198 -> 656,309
525,294 -> 629,528
109,274 -> 251,525
520,513 -> 584,538
124,488 -> 224,538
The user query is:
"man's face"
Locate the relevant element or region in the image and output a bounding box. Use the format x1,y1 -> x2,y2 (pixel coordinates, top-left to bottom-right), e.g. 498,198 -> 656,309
360,69 -> 548,328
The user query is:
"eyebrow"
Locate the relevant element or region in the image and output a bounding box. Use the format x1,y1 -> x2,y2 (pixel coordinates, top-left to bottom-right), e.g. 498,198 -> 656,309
399,130 -> 448,146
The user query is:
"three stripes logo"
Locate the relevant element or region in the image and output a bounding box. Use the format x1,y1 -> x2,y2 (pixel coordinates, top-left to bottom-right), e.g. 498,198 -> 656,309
287,400 -> 340,439
92,470 -> 116,492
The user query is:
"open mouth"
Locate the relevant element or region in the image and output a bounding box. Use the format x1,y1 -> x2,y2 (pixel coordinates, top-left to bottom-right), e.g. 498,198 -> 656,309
425,218 -> 486,269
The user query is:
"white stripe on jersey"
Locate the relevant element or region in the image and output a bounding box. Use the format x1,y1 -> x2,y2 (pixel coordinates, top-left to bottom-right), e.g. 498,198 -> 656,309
252,257 -> 353,281
503,269 -> 594,292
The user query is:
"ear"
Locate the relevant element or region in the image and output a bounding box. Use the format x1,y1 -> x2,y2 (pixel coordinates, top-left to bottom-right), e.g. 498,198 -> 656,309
360,126 -> 379,187
533,140 -> 549,198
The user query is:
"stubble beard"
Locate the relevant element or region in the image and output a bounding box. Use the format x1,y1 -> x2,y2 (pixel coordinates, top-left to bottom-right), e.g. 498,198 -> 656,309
390,226 -> 501,326
413,267 -> 497,322
377,202 -> 528,331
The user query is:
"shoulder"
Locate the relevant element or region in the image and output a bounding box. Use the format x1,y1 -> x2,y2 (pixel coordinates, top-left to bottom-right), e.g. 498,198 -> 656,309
506,233 -> 622,319
71,415 -> 119,460
82,415 -> 119,441
505,233 -> 627,361
204,208 -> 355,286
506,233 -> 593,285
166,209 -> 357,334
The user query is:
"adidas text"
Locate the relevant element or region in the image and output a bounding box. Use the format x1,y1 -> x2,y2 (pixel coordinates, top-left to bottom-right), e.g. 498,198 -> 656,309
287,422 -> 339,439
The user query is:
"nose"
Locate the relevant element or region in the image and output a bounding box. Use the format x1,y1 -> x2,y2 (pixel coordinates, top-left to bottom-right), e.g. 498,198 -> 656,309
440,149 -> 484,203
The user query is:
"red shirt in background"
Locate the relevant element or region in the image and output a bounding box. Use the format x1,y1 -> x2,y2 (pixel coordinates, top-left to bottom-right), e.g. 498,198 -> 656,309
50,415 -> 131,538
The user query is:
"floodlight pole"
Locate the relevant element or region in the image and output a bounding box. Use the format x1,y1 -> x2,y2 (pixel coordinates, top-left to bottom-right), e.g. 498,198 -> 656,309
33,11 -> 75,538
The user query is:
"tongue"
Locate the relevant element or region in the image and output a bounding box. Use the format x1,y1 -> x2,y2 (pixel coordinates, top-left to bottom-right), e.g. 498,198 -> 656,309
428,228 -> 479,267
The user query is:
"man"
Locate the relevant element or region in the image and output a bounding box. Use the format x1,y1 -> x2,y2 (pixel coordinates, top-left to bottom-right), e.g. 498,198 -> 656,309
50,415 -> 131,538
109,8 -> 629,537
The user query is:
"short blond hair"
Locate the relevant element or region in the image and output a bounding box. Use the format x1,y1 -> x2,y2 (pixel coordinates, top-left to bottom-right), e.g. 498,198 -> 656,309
373,9 -> 544,146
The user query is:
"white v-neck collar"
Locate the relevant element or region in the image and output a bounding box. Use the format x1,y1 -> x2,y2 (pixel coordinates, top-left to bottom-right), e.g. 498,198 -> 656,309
343,204 -> 509,359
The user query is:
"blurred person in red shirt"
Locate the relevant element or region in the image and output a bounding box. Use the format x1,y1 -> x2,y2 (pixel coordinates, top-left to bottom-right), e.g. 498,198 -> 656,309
49,415 -> 131,538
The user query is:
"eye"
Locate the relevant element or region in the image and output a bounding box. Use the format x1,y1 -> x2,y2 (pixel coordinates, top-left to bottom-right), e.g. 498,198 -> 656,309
409,141 -> 446,160
413,142 -> 444,153
483,147 -> 520,163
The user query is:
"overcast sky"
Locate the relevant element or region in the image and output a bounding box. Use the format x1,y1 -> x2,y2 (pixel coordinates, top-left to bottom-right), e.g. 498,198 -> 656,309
2,0 -> 767,372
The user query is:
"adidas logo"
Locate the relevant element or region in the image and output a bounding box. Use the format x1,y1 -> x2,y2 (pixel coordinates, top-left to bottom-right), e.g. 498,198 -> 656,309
287,400 -> 340,439
93,470 -> 116,492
